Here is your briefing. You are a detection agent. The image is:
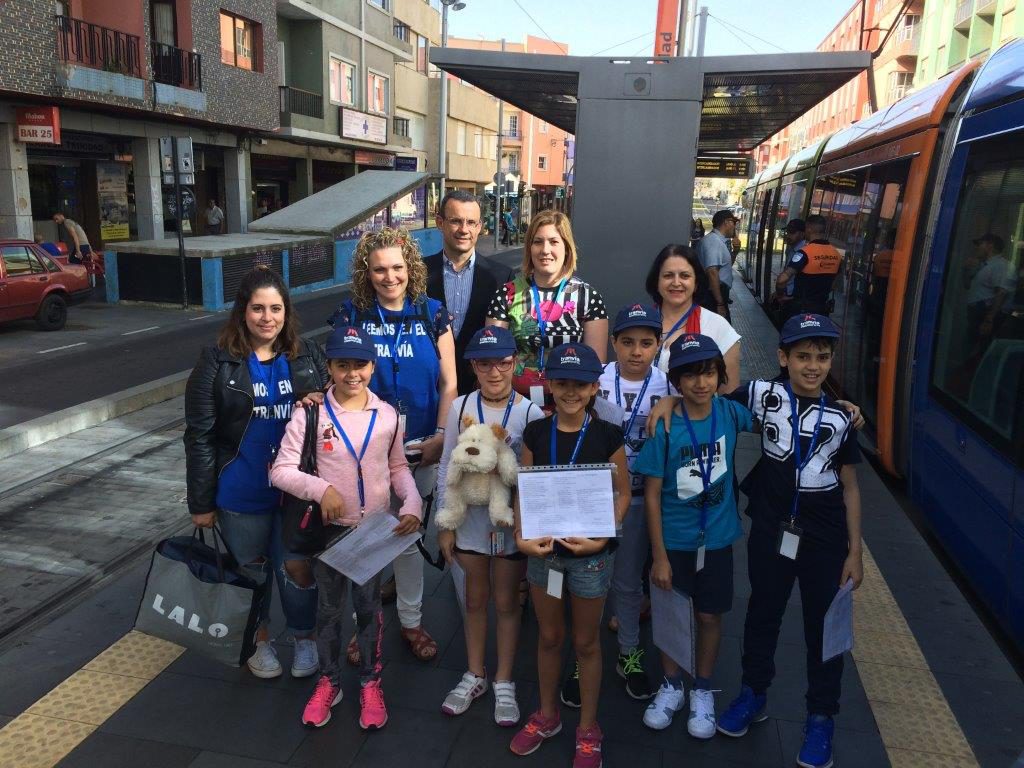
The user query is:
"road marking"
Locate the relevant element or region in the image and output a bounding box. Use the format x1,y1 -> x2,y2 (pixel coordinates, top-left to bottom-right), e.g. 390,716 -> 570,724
37,343 -> 86,355
188,314 -> 212,321
120,326 -> 160,336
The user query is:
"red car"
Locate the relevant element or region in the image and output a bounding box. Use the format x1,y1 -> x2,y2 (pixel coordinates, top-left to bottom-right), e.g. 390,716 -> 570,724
0,239 -> 91,331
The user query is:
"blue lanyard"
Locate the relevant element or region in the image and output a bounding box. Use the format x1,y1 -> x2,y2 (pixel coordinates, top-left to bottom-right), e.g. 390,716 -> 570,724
323,395 -> 378,514
375,299 -> 411,398
530,278 -> 568,370
662,304 -> 695,349
614,366 -> 651,443
248,353 -> 279,405
785,381 -> 825,522
550,412 -> 591,466
477,390 -> 516,429
680,400 -> 717,541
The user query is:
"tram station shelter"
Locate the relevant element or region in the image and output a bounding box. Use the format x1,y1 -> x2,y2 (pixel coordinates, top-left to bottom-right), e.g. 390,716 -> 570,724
429,48 -> 872,312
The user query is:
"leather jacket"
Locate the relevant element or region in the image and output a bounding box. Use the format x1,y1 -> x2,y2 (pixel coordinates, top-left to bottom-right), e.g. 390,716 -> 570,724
183,338 -> 328,516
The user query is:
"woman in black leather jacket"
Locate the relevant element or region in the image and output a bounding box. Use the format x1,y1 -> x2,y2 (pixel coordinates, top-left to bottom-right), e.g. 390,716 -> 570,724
184,266 -> 328,680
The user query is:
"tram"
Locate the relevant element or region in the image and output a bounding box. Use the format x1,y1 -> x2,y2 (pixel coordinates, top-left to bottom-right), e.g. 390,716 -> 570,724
740,39 -> 1024,649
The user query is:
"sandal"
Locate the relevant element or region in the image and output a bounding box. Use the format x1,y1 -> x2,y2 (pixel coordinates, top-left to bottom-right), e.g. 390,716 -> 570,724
346,634 -> 360,666
401,625 -> 437,661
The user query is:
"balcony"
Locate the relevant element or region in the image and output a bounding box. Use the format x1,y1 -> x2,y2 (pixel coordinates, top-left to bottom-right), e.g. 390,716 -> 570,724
55,15 -> 145,100
279,85 -> 324,122
954,1 -> 974,29
152,42 -> 202,91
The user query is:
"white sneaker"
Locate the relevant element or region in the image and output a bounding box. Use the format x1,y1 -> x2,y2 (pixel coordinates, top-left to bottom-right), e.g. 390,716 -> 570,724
441,671 -> 488,716
643,681 -> 685,730
291,638 -> 319,678
688,688 -> 717,739
247,640 -> 282,679
493,680 -> 520,726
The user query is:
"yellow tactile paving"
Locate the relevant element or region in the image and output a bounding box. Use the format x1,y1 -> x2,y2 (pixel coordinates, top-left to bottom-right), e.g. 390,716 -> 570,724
0,713 -> 95,768
854,545 -> 979,768
26,669 -> 150,725
84,629 -> 184,679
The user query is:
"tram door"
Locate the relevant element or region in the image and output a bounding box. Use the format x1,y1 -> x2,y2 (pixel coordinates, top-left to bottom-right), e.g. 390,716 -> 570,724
752,186 -> 775,303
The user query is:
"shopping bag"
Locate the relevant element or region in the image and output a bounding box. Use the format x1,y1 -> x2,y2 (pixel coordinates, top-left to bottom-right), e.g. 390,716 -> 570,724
280,403 -> 326,554
134,527 -> 265,666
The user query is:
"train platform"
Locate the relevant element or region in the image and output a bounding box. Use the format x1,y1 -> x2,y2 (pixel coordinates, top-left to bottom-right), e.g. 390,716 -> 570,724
0,281 -> 1021,768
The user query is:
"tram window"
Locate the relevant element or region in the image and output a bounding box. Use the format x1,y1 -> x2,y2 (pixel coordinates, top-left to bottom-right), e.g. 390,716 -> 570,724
931,133 -> 1024,446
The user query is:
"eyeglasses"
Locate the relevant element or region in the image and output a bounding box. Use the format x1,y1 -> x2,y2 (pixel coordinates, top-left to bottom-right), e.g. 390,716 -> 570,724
472,359 -> 514,372
443,217 -> 480,228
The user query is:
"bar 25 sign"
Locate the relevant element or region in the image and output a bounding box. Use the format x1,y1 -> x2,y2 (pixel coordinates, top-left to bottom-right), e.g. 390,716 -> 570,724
16,107 -> 61,145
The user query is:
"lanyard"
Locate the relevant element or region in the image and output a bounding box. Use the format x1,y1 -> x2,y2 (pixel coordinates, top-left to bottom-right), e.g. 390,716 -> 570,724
323,395 -> 378,515
662,304 -> 695,349
248,353 -> 279,405
375,299 -> 411,398
680,400 -> 717,541
477,390 -> 516,429
785,381 -> 825,523
530,278 -> 568,370
550,412 -> 591,466
614,366 -> 651,443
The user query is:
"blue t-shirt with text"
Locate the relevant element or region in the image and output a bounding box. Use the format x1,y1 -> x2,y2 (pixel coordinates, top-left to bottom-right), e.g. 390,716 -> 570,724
633,396 -> 752,551
216,354 -> 294,513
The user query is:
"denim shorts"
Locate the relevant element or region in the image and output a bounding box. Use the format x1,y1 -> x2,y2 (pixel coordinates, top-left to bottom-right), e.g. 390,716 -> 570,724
527,550 -> 615,599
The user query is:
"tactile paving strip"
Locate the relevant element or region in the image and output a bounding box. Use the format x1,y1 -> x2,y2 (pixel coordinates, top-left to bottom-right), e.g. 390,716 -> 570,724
854,545 -> 979,767
0,714 -> 95,768
84,629 -> 184,679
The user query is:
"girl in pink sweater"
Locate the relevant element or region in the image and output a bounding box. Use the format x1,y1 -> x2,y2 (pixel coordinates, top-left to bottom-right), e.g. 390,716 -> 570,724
271,326 -> 421,732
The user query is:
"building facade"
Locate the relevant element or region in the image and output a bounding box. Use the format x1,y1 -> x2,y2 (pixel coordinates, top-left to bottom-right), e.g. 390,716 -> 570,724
0,0 -> 280,244
915,0 -> 1022,87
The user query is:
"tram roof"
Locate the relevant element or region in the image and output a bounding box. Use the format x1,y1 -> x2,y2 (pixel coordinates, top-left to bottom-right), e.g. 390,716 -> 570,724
429,48 -> 871,154
963,37 -> 1024,113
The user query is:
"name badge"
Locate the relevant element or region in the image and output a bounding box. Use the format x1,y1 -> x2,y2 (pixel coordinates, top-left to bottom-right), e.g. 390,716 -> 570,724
546,566 -> 564,599
696,544 -> 706,573
397,402 -> 408,442
489,531 -> 505,556
529,385 -> 546,407
777,520 -> 802,560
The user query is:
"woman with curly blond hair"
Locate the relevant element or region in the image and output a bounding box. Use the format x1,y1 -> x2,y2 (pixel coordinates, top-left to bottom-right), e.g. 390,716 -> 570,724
328,227 -> 457,662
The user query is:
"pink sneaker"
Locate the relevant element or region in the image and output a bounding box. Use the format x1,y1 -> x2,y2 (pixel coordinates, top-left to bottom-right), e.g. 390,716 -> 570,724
509,710 -> 562,756
573,724 -> 603,768
359,680 -> 388,730
302,676 -> 342,728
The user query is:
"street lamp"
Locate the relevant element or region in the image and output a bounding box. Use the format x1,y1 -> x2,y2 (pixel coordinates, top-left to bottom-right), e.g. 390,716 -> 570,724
437,0 -> 466,194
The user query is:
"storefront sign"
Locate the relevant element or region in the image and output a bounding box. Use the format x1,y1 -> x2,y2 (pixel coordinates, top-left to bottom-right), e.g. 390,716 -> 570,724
694,156 -> 753,179
355,150 -> 395,168
394,156 -> 418,171
16,106 -> 61,144
97,162 -> 130,241
341,109 -> 387,145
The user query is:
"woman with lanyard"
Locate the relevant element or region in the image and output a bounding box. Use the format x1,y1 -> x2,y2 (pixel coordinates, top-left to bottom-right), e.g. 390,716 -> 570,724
185,266 -> 329,681
486,209 -> 609,409
435,326 -> 544,726
328,227 -> 457,662
645,244 -> 740,393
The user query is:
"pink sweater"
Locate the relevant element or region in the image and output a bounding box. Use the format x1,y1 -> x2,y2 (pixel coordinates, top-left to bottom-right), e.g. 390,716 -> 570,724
271,387 -> 421,525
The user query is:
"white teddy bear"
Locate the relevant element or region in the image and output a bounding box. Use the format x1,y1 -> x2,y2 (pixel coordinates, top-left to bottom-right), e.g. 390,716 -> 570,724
436,419 -> 519,530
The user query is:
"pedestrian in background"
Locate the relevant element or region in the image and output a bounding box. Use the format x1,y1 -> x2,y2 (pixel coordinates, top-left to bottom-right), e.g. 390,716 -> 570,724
206,198 -> 225,235
699,210 -> 739,322
52,212 -> 92,264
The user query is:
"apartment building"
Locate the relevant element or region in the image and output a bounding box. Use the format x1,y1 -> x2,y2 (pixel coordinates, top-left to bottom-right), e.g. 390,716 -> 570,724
915,0 -> 1022,86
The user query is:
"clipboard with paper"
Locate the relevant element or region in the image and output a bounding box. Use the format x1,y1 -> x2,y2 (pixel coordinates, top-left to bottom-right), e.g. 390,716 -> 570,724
517,463 -> 617,540
316,512 -> 421,585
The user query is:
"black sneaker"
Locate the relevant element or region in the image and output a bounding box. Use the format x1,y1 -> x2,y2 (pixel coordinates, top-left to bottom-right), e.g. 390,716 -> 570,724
617,648 -> 653,700
560,661 -> 581,708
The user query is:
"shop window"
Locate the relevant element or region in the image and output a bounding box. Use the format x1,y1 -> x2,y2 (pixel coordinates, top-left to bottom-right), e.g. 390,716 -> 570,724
367,71 -> 389,114
330,57 -> 355,105
220,11 -> 260,71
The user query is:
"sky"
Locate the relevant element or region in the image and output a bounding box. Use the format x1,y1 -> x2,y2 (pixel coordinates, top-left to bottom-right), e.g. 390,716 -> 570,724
447,0 -> 858,58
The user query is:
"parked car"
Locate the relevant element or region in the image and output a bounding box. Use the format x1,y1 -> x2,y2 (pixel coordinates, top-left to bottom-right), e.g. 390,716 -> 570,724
0,240 -> 91,330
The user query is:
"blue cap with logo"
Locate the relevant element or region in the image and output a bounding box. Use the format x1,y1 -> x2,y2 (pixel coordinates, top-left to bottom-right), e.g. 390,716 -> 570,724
779,313 -> 840,344
612,302 -> 663,334
544,342 -> 603,382
667,333 -> 722,370
464,325 -> 517,359
324,325 -> 377,362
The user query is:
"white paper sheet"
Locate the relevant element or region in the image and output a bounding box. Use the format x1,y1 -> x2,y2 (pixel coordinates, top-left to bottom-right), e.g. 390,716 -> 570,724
317,512 -> 420,586
450,558 -> 467,615
650,584 -> 695,676
517,466 -> 616,539
822,579 -> 856,662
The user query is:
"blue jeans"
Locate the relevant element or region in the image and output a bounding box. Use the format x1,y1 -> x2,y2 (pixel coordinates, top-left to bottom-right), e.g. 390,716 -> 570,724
527,549 -> 615,599
218,508 -> 317,638
610,499 -> 649,653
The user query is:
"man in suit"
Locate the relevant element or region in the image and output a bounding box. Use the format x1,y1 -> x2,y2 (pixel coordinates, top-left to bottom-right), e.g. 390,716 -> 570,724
425,191 -> 515,395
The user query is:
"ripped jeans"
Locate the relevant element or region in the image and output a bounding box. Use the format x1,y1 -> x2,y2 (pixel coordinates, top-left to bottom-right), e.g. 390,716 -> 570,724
218,508 -> 317,639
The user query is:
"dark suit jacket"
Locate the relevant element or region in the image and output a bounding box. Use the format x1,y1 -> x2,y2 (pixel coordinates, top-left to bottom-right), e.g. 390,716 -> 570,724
425,250 -> 515,395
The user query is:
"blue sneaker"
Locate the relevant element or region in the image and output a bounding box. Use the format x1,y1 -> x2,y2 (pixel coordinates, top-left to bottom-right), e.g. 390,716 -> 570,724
716,685 -> 767,737
797,714 -> 834,768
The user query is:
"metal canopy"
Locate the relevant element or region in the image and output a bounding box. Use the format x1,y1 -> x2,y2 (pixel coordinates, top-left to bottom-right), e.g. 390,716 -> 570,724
430,48 -> 870,154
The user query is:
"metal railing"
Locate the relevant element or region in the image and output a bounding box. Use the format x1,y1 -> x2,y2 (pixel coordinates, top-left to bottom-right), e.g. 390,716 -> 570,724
152,41 -> 202,90
954,0 -> 974,27
55,14 -> 141,78
279,86 -> 324,119
393,21 -> 410,42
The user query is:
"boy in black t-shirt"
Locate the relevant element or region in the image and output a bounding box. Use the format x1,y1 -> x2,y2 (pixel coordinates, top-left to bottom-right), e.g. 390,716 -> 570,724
717,314 -> 863,768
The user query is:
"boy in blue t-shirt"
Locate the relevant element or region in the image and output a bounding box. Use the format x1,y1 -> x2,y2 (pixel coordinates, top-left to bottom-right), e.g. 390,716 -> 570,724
633,333 -> 752,740
717,314 -> 863,768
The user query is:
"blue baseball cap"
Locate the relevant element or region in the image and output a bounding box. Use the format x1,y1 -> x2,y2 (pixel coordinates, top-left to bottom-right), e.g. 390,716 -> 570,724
544,343 -> 603,382
779,313 -> 840,344
324,325 -> 377,362
667,333 -> 721,370
612,302 -> 663,335
464,325 -> 517,359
